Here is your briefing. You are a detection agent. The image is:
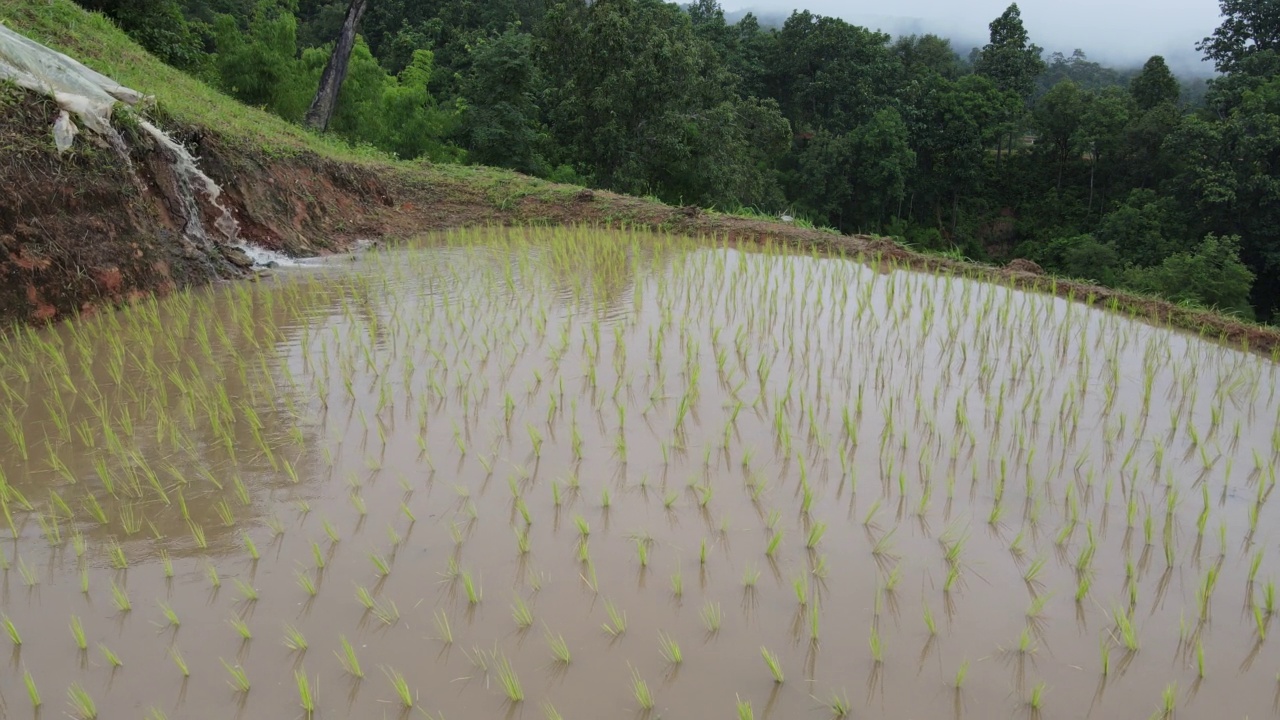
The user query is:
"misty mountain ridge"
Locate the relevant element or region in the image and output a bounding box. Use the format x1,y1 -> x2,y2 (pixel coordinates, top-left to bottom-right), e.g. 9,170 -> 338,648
721,7 -> 1215,77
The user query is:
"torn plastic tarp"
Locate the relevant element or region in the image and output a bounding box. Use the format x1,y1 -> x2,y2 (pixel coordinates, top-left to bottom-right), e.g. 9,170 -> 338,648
52,110 -> 77,152
0,22 -> 145,148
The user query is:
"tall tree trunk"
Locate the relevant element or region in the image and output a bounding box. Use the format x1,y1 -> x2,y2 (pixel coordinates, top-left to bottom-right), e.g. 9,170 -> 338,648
304,0 -> 370,132
1087,144 -> 1096,216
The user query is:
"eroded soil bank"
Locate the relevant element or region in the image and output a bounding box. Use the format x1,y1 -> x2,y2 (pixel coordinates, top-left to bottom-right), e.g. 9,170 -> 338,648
2,79 -> 1279,355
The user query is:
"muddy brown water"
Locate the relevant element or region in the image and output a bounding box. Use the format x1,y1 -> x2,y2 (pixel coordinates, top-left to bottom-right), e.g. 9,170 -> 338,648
1,226 -> 1278,720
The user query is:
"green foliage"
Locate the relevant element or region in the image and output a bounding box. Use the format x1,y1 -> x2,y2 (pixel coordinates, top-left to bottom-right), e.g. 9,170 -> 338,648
1026,234 -> 1122,286
460,28 -> 548,175
41,0 -> 1280,320
1197,0 -> 1280,73
974,3 -> 1046,100
1130,56 -> 1180,111
79,0 -> 206,70
212,14 -> 459,160
537,0 -> 787,208
1125,234 -> 1256,317
213,2 -> 313,120
1095,190 -> 1183,267
768,11 -> 899,134
893,34 -> 965,81
1036,49 -> 1124,98
792,108 -> 915,231
1033,80 -> 1085,180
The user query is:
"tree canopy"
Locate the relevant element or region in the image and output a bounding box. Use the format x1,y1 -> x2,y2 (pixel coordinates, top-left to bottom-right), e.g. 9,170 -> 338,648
78,0 -> 1280,320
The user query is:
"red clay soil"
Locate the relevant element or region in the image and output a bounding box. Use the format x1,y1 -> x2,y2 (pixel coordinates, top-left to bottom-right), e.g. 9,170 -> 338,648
2,83 -> 1277,357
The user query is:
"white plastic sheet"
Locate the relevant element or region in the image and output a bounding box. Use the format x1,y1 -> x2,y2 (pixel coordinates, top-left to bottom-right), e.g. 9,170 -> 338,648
51,110 -> 77,152
0,22 -> 145,146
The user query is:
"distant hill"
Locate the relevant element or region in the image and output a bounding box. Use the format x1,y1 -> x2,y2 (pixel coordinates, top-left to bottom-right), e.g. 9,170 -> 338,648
719,6 -> 1211,78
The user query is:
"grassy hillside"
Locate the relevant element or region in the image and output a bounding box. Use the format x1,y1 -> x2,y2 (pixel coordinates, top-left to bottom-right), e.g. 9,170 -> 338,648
0,0 -> 368,158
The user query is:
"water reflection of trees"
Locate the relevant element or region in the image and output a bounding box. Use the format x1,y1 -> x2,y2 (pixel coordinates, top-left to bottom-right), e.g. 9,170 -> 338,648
0,229 -> 686,565
0,272 -> 358,561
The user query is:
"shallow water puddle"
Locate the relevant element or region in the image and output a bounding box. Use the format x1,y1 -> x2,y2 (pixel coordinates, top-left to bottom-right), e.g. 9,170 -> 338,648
0,226 -> 1278,720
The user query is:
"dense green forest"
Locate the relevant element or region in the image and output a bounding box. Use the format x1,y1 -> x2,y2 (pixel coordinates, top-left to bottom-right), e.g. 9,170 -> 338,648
76,0 -> 1280,321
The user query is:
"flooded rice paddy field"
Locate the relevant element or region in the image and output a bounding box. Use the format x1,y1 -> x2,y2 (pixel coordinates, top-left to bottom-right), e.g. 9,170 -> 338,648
1,226 -> 1279,720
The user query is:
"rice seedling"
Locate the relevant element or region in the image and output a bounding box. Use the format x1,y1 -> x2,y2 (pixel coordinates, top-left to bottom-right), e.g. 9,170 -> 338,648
1024,556 -> 1047,585
23,669 -> 40,707
658,631 -> 683,664
100,644 -> 122,668
435,610 -> 454,644
67,683 -> 97,719
108,541 -> 128,569
296,669 -> 316,718
1113,607 -> 1139,651
1158,683 -> 1177,718
322,518 -> 340,543
603,600 -> 627,636
761,646 -> 785,682
385,666 -> 413,707
737,696 -> 754,720
829,690 -> 852,718
222,660 -> 251,693
461,571 -> 482,605
631,667 -> 654,710
156,600 -> 181,628
494,652 -> 524,703
806,521 -> 828,549
546,629 -> 571,664
766,530 -> 783,557
1026,593 -> 1052,618
283,624 -> 308,651
701,601 -> 723,633
233,579 -> 258,602
336,636 -> 363,678
512,594 -> 534,629
296,569 -> 317,596
870,624 -> 886,663
369,598 -> 400,626
1029,681 -> 1047,710
228,616 -> 252,640
17,556 -> 38,586
170,647 -> 189,677
110,581 -> 131,613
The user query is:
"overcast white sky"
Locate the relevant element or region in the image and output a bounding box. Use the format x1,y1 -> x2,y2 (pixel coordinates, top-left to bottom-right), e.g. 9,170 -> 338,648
721,0 -> 1223,75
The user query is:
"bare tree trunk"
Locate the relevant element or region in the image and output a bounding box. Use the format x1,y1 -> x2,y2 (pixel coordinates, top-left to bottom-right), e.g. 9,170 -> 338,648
1087,144 -> 1096,216
304,0 -> 370,132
